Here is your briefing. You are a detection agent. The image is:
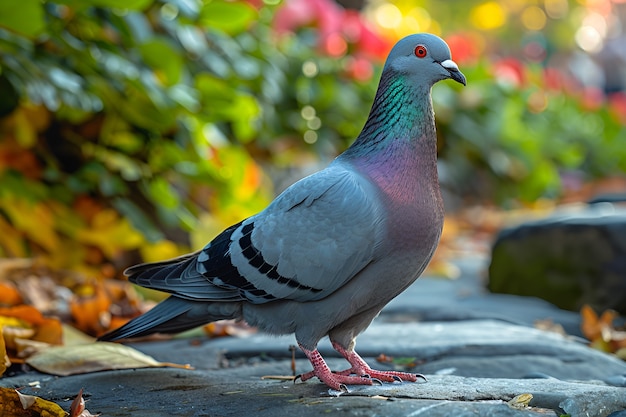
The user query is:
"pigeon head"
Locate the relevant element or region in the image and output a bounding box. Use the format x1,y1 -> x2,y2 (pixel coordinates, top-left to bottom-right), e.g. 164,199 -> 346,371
383,33 -> 466,87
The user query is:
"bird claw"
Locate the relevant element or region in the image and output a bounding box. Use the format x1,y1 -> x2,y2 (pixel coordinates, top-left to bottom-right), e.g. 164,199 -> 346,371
371,378 -> 383,386
415,373 -> 427,382
392,375 -> 403,383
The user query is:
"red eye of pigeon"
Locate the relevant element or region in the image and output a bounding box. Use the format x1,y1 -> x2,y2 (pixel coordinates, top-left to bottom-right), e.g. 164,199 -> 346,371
414,45 -> 427,58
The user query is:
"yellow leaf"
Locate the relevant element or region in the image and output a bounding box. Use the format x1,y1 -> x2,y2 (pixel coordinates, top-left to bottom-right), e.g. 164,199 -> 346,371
76,209 -> 145,257
0,305 -> 63,348
0,387 -> 66,417
0,327 -> 11,376
507,393 -> 533,410
2,197 -> 59,252
0,216 -> 27,257
139,240 -> 182,264
13,108 -> 37,147
26,342 -> 192,376
62,324 -> 96,347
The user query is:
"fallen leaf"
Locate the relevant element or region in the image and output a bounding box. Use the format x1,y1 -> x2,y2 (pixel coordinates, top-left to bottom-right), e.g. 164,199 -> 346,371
0,327 -> 10,376
26,342 -> 192,376
0,282 -> 23,306
534,319 -> 566,336
69,391 -> 101,417
70,389 -> 104,417
0,305 -> 63,347
14,337 -> 53,358
507,393 -> 533,409
375,353 -> 418,368
580,305 -> 625,354
260,375 -> 296,381
70,388 -> 85,417
70,282 -> 112,336
62,323 -> 96,346
0,316 -> 35,351
203,320 -> 256,338
581,304 -> 618,341
0,387 -> 66,417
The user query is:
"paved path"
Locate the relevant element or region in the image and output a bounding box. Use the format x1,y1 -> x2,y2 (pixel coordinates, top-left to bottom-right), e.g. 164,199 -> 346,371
2,257 -> 626,416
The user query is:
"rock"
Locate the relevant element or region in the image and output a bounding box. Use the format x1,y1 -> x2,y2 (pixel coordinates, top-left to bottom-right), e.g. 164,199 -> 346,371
3,363 -> 625,417
2,260 -> 624,416
489,203 -> 626,314
387,257 -> 583,337
195,320 -> 626,381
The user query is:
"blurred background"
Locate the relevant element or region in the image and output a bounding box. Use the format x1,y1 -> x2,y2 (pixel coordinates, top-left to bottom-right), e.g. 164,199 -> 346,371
0,0 -> 625,339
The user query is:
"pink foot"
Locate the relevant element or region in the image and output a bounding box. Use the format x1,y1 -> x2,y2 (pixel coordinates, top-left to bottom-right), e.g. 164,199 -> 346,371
331,341 -> 426,384
295,342 -> 425,391
296,344 -> 378,391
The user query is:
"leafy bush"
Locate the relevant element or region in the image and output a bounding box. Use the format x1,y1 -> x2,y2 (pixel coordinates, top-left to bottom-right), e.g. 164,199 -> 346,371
1,0 -> 625,274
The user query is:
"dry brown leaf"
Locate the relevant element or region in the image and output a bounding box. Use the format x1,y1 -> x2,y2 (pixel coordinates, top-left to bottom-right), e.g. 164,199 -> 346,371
26,342 -> 192,376
0,387 -> 66,417
581,304 -> 626,354
0,258 -> 34,280
203,319 -> 256,338
0,305 -> 63,346
14,338 -> 53,358
0,282 -> 23,306
70,282 -> 112,336
70,388 -> 85,417
68,388 -> 100,417
581,304 -> 618,341
0,317 -> 35,351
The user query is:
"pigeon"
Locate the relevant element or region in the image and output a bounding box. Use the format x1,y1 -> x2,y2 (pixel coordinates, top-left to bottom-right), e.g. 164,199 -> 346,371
99,33 -> 466,391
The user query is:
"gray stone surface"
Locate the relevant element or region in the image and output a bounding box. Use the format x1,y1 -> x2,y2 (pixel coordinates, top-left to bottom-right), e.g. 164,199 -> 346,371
2,256 -> 625,416
489,204 -> 626,314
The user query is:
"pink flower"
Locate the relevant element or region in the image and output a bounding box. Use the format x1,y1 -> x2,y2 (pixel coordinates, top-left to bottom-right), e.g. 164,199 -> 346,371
273,0 -> 390,64
345,56 -> 374,82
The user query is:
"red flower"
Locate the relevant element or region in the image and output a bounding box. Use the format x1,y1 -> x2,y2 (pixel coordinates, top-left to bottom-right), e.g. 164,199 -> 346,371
608,92 -> 626,125
492,58 -> 526,88
445,33 -> 479,65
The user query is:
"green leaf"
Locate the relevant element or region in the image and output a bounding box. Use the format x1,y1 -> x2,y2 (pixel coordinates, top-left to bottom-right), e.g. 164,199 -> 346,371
139,38 -> 184,86
80,0 -> 154,10
199,1 -> 257,34
0,0 -> 45,37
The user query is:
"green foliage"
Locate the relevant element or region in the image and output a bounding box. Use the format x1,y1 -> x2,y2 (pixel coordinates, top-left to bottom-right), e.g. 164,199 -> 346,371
0,0 -> 625,273
434,63 -> 626,204
0,0 -> 377,272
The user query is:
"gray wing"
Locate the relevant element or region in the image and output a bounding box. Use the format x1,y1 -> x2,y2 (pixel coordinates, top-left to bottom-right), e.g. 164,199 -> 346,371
212,161 -> 387,303
126,161 -> 386,305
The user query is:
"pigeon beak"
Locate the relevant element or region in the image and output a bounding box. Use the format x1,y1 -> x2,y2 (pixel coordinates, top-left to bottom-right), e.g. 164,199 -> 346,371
441,59 -> 466,86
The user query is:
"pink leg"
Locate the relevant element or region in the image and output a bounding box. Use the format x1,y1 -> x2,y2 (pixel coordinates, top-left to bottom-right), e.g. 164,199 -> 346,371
296,344 -> 378,391
331,341 -> 426,383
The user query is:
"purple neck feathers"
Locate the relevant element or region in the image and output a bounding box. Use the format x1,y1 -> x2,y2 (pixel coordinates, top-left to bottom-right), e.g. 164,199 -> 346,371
338,70 -> 439,199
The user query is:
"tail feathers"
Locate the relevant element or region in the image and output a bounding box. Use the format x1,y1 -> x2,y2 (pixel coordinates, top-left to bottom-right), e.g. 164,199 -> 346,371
124,251 -> 200,276
124,252 -> 243,302
98,296 -> 241,341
